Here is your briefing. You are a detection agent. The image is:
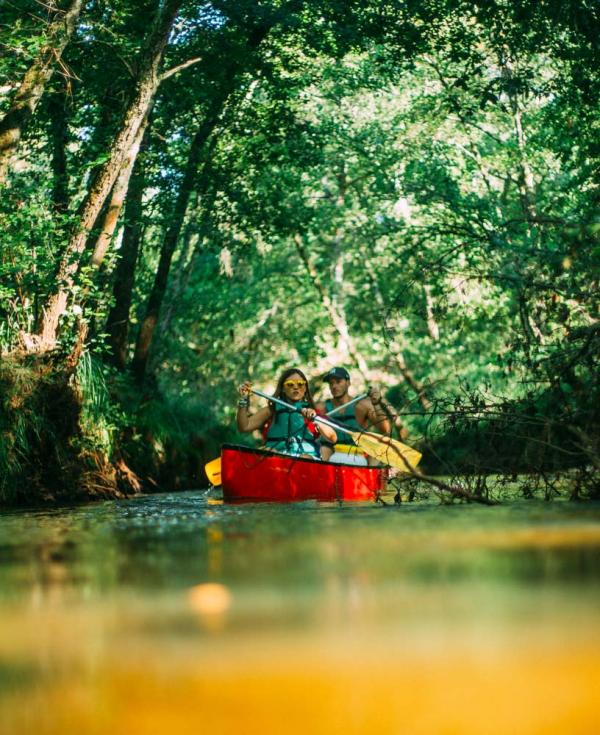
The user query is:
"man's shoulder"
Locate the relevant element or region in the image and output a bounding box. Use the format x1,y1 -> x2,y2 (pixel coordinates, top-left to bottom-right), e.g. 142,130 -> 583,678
354,397 -> 372,417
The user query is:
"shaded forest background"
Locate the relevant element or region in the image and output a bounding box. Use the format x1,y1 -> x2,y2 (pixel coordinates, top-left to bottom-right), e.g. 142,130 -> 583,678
0,0 -> 598,504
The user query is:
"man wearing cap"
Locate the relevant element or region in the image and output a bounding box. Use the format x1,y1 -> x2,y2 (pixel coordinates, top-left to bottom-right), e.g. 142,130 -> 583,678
317,367 -> 391,463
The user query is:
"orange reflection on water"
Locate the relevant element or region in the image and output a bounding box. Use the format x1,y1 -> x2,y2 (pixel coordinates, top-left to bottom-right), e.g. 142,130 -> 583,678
1,637 -> 599,735
2,504 -> 600,735
187,582 -> 232,632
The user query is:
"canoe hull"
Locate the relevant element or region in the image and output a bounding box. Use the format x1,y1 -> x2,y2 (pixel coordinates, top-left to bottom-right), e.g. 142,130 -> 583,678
221,444 -> 385,503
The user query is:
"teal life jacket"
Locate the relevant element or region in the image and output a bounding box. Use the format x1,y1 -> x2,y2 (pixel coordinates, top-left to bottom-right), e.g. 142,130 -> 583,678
264,400 -> 320,458
324,398 -> 363,445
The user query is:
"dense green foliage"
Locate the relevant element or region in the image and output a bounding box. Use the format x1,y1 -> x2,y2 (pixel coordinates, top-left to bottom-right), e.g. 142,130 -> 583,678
0,1 -> 598,503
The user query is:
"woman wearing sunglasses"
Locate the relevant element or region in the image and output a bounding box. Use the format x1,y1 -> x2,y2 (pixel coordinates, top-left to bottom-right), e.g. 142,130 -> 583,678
237,368 -> 337,458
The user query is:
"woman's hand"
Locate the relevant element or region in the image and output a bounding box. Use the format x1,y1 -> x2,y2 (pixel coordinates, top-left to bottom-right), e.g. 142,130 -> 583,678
300,407 -> 316,421
238,381 -> 252,397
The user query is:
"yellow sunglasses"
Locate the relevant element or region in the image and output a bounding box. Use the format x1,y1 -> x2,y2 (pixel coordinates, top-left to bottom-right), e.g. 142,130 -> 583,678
284,379 -> 306,388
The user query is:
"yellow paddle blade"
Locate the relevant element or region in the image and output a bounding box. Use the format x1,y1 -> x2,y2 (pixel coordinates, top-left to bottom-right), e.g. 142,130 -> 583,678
205,457 -> 222,485
351,432 -> 422,471
333,443 -> 365,456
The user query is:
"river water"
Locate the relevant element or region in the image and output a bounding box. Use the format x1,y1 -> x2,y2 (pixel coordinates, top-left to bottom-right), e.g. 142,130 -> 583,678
1,491 -> 599,734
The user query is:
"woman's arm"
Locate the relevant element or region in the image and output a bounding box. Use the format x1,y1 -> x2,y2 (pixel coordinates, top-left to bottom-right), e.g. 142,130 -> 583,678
316,422 -> 337,444
301,407 -> 337,444
236,382 -> 273,432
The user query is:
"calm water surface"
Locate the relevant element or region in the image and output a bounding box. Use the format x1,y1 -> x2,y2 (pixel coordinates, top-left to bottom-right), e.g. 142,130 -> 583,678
1,492 -> 599,734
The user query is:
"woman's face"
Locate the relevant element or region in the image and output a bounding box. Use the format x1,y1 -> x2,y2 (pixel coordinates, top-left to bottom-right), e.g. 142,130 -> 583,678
282,372 -> 307,402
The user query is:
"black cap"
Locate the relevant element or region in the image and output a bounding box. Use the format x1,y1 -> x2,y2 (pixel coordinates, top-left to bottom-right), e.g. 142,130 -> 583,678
323,367 -> 350,381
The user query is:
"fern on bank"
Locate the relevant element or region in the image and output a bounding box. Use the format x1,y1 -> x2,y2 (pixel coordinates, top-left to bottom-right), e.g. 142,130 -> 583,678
0,351 -> 228,505
75,351 -> 122,458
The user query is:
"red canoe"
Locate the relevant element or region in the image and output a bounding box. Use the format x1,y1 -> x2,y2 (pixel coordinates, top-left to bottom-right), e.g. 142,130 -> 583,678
221,444 -> 386,503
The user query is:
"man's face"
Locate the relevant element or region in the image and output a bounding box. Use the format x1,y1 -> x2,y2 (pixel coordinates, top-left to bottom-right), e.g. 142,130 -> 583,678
328,377 -> 350,399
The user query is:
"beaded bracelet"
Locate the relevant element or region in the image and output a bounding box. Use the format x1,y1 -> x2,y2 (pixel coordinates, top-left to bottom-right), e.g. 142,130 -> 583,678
238,397 -> 250,408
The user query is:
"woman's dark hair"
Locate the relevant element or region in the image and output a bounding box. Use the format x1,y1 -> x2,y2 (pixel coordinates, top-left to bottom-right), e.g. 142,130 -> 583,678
273,367 -> 315,408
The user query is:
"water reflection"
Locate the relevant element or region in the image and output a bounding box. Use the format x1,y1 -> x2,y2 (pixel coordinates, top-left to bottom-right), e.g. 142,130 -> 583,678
1,494 -> 599,734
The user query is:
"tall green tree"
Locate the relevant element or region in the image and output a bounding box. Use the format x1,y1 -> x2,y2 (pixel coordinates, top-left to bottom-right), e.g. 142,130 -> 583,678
0,0 -> 83,183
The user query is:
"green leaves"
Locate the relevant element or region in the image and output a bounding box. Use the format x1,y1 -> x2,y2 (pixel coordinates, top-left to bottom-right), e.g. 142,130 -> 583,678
2,0 -> 599,488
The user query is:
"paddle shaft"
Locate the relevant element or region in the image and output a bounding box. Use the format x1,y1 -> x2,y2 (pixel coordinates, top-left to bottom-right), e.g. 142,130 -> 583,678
250,389 -> 421,470
251,388 -> 354,438
207,389 -> 419,482
325,393 -> 368,417
206,390 -> 360,482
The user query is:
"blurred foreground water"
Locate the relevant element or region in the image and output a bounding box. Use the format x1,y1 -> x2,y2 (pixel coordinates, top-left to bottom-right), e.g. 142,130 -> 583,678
1,491 -> 599,734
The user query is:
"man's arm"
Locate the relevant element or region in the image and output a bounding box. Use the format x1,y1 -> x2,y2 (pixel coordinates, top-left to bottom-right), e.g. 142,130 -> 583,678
356,387 -> 391,434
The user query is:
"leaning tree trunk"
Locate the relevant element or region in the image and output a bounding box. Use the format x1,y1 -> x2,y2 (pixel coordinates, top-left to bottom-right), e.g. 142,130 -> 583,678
155,191 -> 200,338
293,165 -> 371,380
35,0 -> 182,352
293,234 -> 371,380
105,134 -> 148,370
0,0 -> 83,184
131,22 -> 271,380
153,172 -> 223,350
366,272 -> 432,410
505,63 -> 545,349
90,112 -> 150,267
131,115 -> 217,380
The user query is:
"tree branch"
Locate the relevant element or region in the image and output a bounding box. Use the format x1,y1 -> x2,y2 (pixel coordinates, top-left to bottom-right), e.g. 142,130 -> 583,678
161,56 -> 203,82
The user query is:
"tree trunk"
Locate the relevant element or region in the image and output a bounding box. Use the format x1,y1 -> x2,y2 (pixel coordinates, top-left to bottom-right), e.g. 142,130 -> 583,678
504,64 -> 547,348
294,234 -> 371,380
35,0 -> 182,351
155,194 -> 200,338
131,22 -> 271,380
293,163 -> 370,380
387,346 -> 432,411
153,178 -> 220,349
510,97 -> 538,224
0,0 -> 83,183
105,133 -> 149,370
423,284 -> 440,341
90,113 -> 150,267
48,90 -> 70,212
366,272 -> 432,410
131,117 -> 214,380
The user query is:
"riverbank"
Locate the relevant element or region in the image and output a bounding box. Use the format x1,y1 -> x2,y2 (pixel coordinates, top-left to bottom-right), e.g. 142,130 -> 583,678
0,354 -> 225,506
2,352 -> 598,508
